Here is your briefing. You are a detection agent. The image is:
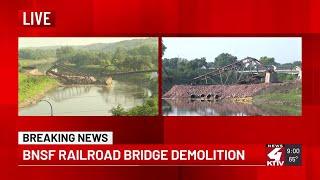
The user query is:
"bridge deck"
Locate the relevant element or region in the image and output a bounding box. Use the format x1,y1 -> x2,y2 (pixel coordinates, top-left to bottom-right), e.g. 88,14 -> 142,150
101,69 -> 157,76
237,70 -> 299,74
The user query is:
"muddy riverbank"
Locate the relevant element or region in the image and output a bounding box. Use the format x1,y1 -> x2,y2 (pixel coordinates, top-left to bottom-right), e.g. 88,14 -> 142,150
163,82 -> 301,100
162,81 -> 301,116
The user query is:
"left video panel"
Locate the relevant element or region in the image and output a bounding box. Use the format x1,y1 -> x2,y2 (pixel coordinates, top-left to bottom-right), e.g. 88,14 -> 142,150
18,37 -> 159,116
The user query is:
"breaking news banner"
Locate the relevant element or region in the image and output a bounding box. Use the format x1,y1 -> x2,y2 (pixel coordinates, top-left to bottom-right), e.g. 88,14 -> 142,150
17,132 -> 301,167
18,131 -> 113,145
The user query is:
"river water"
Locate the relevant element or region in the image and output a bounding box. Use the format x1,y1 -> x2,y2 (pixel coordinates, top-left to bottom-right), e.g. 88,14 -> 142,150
19,81 -> 152,116
162,99 -> 300,116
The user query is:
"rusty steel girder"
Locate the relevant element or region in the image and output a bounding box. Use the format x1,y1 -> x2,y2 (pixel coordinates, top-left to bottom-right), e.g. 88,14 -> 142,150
190,57 -> 267,85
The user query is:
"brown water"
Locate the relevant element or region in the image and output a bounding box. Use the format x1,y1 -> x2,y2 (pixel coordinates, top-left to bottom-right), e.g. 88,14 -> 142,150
162,99 -> 300,116
19,81 -> 152,116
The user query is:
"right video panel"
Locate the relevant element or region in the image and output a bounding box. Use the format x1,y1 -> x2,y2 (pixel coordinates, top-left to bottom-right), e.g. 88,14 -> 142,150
162,37 -> 302,116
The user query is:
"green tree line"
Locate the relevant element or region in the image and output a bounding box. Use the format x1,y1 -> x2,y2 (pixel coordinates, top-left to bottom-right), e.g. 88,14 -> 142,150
55,45 -> 158,72
19,49 -> 56,60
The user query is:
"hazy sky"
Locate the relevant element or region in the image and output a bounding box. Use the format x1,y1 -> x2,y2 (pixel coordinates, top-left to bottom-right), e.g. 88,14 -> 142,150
163,37 -> 302,64
19,37 -> 146,48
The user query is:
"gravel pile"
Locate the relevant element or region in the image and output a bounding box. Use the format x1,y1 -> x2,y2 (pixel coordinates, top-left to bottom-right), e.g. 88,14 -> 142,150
163,84 -> 269,99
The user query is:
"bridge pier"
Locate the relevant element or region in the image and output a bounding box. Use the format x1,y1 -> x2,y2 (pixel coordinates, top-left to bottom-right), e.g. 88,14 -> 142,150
296,66 -> 302,80
265,70 -> 279,83
105,76 -> 113,86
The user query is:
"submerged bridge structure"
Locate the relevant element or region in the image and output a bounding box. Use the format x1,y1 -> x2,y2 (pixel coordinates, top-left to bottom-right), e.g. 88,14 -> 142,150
46,63 -> 157,85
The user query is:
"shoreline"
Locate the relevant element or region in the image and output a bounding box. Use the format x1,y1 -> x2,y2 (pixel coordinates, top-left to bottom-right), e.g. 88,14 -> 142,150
19,83 -> 60,108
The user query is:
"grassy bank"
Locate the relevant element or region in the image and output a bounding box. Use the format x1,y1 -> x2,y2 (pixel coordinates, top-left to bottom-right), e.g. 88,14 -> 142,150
253,87 -> 301,115
254,88 -> 301,106
19,73 -> 59,107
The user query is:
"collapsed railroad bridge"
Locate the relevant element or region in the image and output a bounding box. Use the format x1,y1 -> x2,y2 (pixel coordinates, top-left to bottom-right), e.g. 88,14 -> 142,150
164,57 -> 301,100
46,63 -> 157,85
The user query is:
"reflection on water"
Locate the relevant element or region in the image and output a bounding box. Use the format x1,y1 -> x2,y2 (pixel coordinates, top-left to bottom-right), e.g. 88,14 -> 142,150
19,80 -> 152,116
162,99 -> 295,116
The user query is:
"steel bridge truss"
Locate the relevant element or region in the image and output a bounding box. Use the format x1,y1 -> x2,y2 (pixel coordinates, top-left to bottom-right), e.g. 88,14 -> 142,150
46,63 -> 96,84
191,57 -> 267,85
46,63 -> 158,84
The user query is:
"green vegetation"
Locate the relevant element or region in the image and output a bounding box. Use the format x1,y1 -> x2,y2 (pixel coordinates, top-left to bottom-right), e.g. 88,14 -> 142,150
19,38 -> 157,60
111,97 -> 158,116
19,49 -> 56,60
19,58 -> 56,67
80,38 -> 157,52
260,56 -> 301,68
19,39 -> 159,117
213,53 -> 237,67
55,44 -> 157,72
162,53 -> 244,92
162,57 -> 209,92
259,56 -> 279,66
277,73 -> 297,82
19,73 -> 58,105
254,88 -> 301,105
253,88 -> 301,115
19,38 -> 158,93
19,38 -> 158,72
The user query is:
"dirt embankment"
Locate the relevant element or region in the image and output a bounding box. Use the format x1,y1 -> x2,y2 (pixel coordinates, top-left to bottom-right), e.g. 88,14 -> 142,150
163,84 -> 268,99
163,81 -> 301,100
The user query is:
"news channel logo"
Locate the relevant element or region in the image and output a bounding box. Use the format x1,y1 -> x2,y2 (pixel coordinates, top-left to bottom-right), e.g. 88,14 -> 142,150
266,144 -> 302,166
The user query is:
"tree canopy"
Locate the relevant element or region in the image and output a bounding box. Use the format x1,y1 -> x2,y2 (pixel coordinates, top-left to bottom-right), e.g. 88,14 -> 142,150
54,45 -> 157,72
259,56 -> 280,66
19,49 -> 55,60
214,53 -> 238,67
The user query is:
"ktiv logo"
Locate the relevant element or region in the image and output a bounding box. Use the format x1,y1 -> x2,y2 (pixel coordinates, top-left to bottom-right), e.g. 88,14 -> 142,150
266,144 -> 285,166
